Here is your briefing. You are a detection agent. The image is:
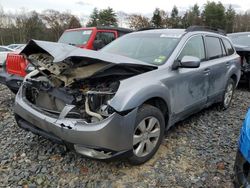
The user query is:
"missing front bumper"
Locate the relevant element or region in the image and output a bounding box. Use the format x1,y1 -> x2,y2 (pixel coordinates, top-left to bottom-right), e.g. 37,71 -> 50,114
15,114 -> 133,160
14,86 -> 137,155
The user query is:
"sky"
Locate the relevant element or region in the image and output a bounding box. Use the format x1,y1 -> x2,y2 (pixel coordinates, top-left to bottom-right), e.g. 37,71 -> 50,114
0,0 -> 249,17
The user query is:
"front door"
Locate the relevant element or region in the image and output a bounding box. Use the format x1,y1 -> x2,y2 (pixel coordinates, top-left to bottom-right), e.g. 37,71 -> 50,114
168,35 -> 210,120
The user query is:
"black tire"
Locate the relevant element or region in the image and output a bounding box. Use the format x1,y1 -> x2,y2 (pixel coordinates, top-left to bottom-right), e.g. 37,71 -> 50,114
128,104 -> 165,165
219,78 -> 235,110
248,77 -> 250,90
9,88 -> 18,94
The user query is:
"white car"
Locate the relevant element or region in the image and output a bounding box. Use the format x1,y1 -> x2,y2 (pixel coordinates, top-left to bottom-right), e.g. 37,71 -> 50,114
7,44 -> 25,50
0,46 -> 14,67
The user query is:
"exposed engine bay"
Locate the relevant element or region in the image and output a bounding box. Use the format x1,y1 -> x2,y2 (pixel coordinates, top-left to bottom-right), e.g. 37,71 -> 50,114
23,49 -> 156,123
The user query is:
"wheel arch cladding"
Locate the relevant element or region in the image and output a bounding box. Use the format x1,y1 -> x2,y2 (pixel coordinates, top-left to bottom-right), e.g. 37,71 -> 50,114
230,74 -> 237,86
143,97 -> 169,127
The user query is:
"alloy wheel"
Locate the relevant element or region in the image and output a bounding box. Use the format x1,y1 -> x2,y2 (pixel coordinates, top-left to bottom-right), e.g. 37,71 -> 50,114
224,82 -> 234,107
133,116 -> 161,157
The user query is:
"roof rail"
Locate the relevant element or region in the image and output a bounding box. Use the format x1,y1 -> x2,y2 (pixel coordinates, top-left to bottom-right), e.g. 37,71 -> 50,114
96,26 -> 133,33
186,25 -> 226,36
137,27 -> 166,31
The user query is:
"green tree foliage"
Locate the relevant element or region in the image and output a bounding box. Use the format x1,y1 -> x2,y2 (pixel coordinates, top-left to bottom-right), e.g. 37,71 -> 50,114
151,8 -> 163,28
98,7 -> 118,26
86,7 -> 118,27
170,6 -> 181,28
188,4 -> 201,26
86,8 -> 99,27
202,1 -> 225,29
225,5 -> 236,33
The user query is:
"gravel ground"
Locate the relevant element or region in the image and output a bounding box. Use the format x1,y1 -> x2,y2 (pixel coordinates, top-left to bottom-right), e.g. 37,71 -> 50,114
0,83 -> 249,188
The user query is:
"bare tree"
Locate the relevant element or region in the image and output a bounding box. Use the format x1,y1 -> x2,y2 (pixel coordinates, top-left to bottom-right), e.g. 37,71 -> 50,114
42,9 -> 81,41
127,14 -> 150,30
0,5 -> 5,44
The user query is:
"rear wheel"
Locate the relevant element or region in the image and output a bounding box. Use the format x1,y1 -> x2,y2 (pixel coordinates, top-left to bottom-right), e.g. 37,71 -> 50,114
219,78 -> 235,110
128,105 -> 165,165
248,77 -> 250,90
9,88 -> 18,94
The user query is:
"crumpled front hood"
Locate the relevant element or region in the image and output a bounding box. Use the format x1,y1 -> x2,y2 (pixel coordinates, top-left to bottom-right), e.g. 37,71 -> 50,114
20,40 -> 157,86
20,40 -> 157,67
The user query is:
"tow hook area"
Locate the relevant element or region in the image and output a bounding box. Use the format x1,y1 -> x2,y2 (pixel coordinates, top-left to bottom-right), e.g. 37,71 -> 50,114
74,144 -> 112,159
60,123 -> 72,129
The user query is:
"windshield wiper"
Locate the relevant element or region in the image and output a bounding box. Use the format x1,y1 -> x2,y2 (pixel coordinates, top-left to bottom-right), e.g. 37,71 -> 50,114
68,43 -> 76,46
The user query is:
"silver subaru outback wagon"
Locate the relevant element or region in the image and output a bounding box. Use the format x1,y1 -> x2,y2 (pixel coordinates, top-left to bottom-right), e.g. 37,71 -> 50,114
14,26 -> 241,164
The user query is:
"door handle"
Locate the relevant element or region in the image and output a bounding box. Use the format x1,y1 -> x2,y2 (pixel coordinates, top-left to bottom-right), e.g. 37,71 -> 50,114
203,68 -> 210,75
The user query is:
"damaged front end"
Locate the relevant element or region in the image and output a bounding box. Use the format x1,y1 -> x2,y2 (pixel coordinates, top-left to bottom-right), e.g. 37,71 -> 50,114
14,40 -> 158,158
19,40 -> 156,124
24,64 -> 119,123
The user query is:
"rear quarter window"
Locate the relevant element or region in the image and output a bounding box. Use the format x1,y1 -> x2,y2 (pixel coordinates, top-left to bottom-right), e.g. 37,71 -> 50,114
205,36 -> 223,60
95,32 -> 116,45
222,39 -> 235,55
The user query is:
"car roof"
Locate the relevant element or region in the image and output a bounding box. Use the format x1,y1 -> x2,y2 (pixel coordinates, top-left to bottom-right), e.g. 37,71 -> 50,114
135,28 -> 186,34
128,28 -> 228,40
0,46 -> 14,51
65,27 -> 133,33
228,32 -> 250,36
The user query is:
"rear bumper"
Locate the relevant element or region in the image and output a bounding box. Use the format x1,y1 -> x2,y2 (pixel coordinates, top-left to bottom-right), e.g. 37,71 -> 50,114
0,69 -> 23,92
14,86 -> 137,159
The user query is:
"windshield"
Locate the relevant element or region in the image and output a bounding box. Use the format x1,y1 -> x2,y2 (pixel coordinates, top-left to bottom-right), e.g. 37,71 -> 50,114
58,30 -> 92,46
228,34 -> 250,47
101,33 -> 181,65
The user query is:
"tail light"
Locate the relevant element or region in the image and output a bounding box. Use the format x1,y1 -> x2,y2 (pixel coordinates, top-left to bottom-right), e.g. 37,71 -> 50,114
6,53 -> 29,77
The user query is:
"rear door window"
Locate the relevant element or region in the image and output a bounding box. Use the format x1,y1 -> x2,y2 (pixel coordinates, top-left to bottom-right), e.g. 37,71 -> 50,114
220,39 -> 227,56
222,39 -> 235,55
95,32 -> 116,45
205,36 -> 223,60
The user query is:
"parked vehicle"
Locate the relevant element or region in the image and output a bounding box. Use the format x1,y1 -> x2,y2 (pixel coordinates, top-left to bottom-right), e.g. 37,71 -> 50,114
0,46 -> 14,67
234,108 -> 250,187
0,46 -> 26,93
228,32 -> 250,89
14,26 -> 241,164
7,44 -> 25,50
0,27 -> 132,93
59,27 -> 132,50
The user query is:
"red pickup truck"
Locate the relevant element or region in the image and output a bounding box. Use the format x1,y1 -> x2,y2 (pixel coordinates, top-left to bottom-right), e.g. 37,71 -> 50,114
0,27 -> 132,93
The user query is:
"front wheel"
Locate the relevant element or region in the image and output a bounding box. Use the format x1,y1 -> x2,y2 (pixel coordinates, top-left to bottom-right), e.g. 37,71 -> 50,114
219,78 -> 235,110
128,105 -> 165,165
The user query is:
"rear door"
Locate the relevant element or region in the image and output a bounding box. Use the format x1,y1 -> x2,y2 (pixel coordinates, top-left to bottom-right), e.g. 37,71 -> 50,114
204,36 -> 228,102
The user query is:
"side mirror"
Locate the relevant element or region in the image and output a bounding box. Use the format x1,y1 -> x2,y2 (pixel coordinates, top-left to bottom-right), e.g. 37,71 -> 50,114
93,40 -> 105,50
176,56 -> 201,69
